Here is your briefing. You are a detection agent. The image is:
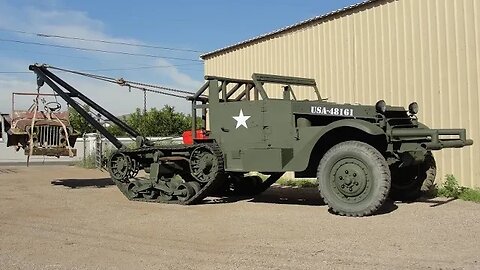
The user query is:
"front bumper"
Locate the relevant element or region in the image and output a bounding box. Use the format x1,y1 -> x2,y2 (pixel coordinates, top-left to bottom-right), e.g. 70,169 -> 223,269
390,128 -> 473,150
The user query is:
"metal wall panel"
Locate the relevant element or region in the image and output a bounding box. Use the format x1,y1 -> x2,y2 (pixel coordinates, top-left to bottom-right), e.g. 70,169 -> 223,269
204,0 -> 480,187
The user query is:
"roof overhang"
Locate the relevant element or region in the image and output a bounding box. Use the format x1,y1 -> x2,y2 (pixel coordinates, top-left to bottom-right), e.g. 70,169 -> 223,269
201,0 -> 385,60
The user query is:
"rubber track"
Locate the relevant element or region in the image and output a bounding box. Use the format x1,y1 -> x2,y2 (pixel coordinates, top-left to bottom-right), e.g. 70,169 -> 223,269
110,143 -> 225,205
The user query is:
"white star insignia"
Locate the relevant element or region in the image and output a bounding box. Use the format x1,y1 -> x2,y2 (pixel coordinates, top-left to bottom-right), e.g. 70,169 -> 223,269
232,109 -> 251,129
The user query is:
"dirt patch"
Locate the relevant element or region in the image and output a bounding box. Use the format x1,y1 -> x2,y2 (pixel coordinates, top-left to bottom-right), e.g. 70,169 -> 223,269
0,165 -> 479,270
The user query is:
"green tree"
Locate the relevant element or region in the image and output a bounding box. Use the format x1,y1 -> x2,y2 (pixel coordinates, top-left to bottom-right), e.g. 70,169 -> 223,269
68,105 -> 96,134
106,115 -> 129,136
106,105 -> 195,137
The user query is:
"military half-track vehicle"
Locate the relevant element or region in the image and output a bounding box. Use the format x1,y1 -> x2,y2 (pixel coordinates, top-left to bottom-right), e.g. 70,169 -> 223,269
29,64 -> 473,216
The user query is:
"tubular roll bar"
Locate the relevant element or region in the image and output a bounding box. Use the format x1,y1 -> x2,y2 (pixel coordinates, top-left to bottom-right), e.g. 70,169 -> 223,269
29,64 -> 144,150
188,73 -> 323,142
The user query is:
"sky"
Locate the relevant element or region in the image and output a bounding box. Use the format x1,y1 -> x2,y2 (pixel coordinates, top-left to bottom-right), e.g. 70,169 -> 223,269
0,0 -> 361,115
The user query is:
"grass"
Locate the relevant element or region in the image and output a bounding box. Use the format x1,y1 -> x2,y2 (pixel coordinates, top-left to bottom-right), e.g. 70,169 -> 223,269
274,174 -> 480,203
436,174 -> 480,203
457,188 -> 480,202
76,154 -> 97,169
276,177 -> 318,188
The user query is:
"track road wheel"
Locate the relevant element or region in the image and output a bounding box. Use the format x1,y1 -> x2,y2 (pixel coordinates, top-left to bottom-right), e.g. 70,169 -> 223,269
317,141 -> 391,217
157,190 -> 173,202
189,181 -> 202,194
142,189 -> 159,200
126,183 -> 140,199
389,153 -> 436,201
175,183 -> 195,202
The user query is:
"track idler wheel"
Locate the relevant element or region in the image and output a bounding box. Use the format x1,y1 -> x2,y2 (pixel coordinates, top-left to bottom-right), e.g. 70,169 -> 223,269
107,152 -> 132,182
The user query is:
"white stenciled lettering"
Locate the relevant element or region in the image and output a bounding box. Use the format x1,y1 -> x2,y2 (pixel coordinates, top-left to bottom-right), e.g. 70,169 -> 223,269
310,106 -> 354,117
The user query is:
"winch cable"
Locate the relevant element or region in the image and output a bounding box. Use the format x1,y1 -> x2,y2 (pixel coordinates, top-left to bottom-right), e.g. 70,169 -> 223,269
46,66 -> 201,100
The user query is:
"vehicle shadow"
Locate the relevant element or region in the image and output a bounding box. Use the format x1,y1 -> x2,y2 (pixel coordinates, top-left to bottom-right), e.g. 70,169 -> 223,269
367,200 -> 398,215
50,179 -> 399,215
207,185 -> 398,215
51,178 -> 115,189
250,186 -> 325,206
396,197 -> 458,208
204,185 -> 323,206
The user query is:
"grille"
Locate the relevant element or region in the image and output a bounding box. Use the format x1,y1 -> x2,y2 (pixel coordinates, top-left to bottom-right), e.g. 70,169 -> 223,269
385,110 -> 415,127
37,125 -> 62,147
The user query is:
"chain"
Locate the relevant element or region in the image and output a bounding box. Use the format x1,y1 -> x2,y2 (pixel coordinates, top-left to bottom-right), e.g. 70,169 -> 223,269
130,85 -> 186,99
143,90 -> 147,114
124,80 -> 194,96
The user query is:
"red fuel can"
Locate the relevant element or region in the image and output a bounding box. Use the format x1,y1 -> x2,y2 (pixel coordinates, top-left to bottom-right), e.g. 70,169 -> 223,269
182,129 -> 209,145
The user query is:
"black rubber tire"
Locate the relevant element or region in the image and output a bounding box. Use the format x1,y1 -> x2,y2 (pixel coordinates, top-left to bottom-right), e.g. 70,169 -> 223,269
317,141 -> 391,217
389,153 -> 437,201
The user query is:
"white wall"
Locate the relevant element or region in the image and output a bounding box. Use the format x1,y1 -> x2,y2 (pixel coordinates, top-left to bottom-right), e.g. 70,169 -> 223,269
204,0 -> 480,187
0,131 -> 181,164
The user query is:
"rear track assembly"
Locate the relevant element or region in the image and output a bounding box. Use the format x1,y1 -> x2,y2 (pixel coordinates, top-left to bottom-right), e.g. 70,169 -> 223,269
107,143 -> 227,205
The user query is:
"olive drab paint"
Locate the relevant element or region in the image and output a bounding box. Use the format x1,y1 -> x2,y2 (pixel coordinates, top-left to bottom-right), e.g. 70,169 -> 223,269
190,73 -> 472,215
193,73 -> 472,174
31,64 -> 473,216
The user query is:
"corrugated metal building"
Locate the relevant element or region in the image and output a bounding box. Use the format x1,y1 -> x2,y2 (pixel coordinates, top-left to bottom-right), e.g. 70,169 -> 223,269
201,0 -> 480,187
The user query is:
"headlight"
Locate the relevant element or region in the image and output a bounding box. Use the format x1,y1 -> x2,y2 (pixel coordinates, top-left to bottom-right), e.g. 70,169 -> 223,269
375,100 -> 387,114
408,102 -> 419,114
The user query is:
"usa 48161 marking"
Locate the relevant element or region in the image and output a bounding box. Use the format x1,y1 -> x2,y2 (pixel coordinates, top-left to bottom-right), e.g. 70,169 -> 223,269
310,106 -> 354,116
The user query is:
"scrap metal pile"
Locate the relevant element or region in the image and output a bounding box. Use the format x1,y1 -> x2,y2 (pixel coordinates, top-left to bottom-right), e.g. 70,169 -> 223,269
2,91 -> 79,160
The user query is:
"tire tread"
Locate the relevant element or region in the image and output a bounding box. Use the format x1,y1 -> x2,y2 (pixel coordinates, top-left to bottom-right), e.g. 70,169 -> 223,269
317,141 -> 391,217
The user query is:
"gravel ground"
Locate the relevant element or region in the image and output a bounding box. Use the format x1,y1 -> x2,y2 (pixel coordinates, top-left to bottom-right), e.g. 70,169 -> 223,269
0,165 -> 479,270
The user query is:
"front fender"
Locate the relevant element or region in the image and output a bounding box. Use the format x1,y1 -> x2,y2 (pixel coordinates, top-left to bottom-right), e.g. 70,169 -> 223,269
321,119 -> 386,137
285,119 -> 387,171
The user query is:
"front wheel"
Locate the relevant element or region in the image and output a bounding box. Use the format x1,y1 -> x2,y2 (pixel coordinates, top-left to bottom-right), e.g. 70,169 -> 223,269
317,141 -> 391,217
